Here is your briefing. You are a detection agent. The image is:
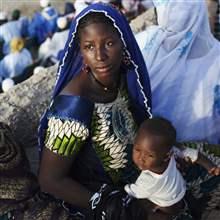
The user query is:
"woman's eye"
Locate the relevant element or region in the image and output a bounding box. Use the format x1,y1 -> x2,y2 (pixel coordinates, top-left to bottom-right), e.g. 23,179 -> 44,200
106,41 -> 113,47
85,45 -> 94,50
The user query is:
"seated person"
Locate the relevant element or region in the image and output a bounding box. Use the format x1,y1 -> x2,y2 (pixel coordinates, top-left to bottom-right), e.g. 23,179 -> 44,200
135,0 -> 220,144
28,0 -> 58,44
38,17 -> 69,63
125,117 -> 220,218
0,38 -> 33,79
0,9 -> 29,55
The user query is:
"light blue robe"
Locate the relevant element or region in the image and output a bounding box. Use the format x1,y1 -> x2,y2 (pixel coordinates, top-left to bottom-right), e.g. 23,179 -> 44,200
0,48 -> 33,79
0,18 -> 29,54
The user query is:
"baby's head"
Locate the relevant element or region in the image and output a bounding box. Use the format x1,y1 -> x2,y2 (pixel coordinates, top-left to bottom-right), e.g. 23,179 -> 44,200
133,117 -> 176,172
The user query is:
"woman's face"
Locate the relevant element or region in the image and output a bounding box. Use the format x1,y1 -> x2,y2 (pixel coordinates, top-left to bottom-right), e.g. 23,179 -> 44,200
79,22 -> 123,83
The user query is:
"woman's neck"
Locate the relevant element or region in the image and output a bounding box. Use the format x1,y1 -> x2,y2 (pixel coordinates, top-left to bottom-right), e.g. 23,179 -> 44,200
89,71 -> 120,93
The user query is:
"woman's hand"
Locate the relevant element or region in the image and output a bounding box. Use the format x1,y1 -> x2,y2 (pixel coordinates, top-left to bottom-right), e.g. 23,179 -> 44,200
208,166 -> 220,176
90,184 -> 148,220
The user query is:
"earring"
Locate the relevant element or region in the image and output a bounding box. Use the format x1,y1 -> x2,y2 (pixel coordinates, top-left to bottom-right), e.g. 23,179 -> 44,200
122,49 -> 131,66
82,63 -> 90,73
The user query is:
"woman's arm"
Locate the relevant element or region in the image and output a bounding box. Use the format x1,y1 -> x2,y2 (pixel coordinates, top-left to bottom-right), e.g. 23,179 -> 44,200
38,147 -> 93,209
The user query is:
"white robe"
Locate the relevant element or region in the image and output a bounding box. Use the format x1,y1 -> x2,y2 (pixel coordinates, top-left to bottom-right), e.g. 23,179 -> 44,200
38,30 -> 69,61
136,0 -> 220,144
0,18 -> 27,54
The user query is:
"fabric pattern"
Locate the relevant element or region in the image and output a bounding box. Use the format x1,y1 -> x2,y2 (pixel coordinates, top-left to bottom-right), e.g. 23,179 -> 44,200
91,89 -> 137,182
179,142 -> 220,214
45,117 -> 89,156
44,94 -> 94,157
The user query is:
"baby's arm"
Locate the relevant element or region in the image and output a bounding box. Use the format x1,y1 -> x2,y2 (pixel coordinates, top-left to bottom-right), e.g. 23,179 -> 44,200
195,152 -> 220,176
173,145 -> 220,176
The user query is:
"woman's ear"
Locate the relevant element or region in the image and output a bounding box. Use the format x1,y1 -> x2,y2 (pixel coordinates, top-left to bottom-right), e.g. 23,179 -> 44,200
82,63 -> 90,73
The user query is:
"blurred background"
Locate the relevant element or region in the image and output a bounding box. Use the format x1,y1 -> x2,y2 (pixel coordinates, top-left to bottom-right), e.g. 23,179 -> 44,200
0,0 -> 66,17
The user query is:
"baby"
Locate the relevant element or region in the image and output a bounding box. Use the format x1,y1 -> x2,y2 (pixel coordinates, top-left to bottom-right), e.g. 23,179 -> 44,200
125,117 -> 220,215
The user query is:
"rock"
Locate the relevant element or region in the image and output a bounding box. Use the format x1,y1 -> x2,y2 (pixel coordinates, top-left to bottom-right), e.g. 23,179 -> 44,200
0,64 -> 57,173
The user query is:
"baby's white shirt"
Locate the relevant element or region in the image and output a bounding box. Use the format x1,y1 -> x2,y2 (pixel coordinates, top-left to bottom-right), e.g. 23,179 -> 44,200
124,147 -> 198,207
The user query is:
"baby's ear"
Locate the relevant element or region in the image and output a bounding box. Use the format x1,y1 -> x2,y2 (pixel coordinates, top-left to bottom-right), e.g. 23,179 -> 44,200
164,151 -> 172,162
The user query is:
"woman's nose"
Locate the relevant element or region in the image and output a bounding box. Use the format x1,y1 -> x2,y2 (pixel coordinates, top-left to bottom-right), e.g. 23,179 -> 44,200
95,47 -> 107,61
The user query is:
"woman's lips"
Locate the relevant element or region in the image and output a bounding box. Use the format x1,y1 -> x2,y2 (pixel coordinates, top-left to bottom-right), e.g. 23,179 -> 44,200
95,65 -> 112,73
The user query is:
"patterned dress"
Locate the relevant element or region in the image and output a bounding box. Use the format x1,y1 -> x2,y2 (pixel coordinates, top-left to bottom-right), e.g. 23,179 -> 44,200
44,85 -> 139,190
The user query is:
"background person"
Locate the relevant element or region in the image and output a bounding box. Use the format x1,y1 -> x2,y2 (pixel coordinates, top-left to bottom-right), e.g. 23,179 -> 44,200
136,0 -> 220,144
0,9 -> 28,55
0,38 -> 33,79
28,0 -> 58,45
38,16 -> 69,65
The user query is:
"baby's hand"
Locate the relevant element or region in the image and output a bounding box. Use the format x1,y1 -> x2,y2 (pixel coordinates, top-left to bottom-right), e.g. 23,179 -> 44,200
209,167 -> 220,176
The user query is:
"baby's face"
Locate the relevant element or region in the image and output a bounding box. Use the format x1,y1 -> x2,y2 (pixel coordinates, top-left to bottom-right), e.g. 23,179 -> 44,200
132,132 -> 170,172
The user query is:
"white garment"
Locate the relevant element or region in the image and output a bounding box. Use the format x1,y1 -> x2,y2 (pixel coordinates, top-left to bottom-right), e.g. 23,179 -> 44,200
125,156 -> 185,207
121,0 -> 139,13
124,147 -> 198,207
38,30 -> 69,61
140,0 -> 154,9
135,0 -> 220,144
0,48 -> 33,78
74,0 -> 112,15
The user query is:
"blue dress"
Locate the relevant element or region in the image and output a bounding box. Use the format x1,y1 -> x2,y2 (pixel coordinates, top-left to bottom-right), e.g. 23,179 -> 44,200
44,85 -> 139,191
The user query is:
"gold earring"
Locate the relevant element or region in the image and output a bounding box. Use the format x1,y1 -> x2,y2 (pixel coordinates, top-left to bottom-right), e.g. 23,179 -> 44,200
122,50 -> 131,66
82,64 -> 90,73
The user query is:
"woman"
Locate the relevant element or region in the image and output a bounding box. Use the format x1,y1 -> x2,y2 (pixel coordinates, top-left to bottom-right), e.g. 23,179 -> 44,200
38,2 -> 152,219
136,0 -> 220,144
0,3 -> 218,220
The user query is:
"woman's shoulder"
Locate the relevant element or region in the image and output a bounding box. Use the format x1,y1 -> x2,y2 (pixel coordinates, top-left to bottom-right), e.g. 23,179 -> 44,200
48,71 -> 94,125
45,94 -> 93,157
48,94 -> 94,125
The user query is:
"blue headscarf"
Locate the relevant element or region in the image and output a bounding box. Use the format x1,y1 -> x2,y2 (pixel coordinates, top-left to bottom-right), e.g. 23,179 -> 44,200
39,3 -> 152,151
